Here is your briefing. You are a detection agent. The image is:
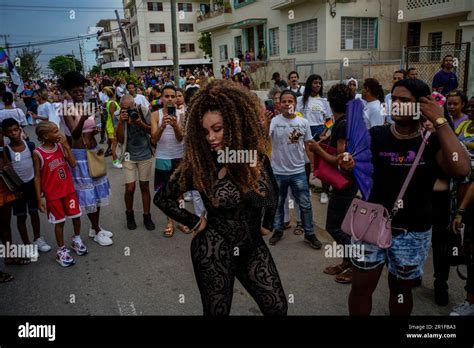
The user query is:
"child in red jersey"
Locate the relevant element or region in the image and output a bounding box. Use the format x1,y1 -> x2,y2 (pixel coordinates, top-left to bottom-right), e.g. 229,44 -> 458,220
33,121 -> 87,267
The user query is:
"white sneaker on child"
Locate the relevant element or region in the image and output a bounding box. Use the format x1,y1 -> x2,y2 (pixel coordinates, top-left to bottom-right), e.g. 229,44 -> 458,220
56,247 -> 75,267
94,231 -> 113,246
34,237 -> 51,252
450,300 -> 474,316
71,237 -> 88,256
89,226 -> 113,238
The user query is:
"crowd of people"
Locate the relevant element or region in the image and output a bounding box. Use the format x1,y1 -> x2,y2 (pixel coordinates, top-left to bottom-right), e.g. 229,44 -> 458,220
0,53 -> 472,317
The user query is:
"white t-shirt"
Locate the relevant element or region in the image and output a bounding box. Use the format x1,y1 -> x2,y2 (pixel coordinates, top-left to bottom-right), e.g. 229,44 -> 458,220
296,96 -> 332,126
134,94 -> 150,111
99,92 -> 109,105
384,93 -> 394,124
0,101 -> 16,110
363,100 -> 384,129
185,83 -> 200,91
37,102 -> 61,128
0,108 -> 27,126
269,114 -> 312,175
154,109 -> 184,160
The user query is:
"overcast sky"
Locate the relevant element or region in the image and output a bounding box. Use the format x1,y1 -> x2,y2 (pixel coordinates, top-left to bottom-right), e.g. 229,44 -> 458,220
0,0 -> 123,73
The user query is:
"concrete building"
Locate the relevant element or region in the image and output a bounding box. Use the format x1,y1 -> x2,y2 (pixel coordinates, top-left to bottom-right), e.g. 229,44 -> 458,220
94,19 -> 129,67
398,0 -> 474,95
197,0 -> 403,88
100,0 -> 211,70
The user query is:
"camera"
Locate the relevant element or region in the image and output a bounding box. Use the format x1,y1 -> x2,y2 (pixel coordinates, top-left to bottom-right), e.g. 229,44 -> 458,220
127,108 -> 139,120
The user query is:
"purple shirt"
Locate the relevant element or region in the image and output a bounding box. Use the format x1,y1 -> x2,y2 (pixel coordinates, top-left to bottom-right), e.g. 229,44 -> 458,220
432,70 -> 458,96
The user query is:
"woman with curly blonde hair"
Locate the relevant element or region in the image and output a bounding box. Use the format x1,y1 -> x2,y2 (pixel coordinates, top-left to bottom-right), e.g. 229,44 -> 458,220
154,80 -> 287,316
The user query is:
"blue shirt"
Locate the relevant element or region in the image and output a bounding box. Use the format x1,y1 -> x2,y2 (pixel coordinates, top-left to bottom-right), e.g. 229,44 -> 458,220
432,70 -> 458,96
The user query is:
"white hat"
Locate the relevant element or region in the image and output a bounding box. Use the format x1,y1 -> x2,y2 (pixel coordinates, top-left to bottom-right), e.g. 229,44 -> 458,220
189,75 -> 195,79
346,78 -> 358,88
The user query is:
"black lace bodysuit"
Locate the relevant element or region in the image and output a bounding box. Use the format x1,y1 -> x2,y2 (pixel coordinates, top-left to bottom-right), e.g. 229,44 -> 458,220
154,155 -> 287,316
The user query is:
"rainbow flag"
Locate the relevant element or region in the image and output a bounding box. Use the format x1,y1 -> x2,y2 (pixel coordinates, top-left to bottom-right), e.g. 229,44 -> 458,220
0,48 -> 7,63
325,118 -> 334,129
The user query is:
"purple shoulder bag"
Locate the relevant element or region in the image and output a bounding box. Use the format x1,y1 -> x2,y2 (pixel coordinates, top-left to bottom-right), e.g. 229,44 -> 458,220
341,130 -> 431,249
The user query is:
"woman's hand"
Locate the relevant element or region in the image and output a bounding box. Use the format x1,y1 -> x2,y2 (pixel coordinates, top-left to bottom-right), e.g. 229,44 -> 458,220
420,96 -> 444,123
337,152 -> 355,171
37,199 -> 46,213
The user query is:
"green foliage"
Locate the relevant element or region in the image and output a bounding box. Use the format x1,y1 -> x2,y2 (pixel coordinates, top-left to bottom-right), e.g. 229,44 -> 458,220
198,32 -> 212,57
48,55 -> 83,77
90,65 -> 101,75
15,48 -> 42,81
111,70 -> 143,88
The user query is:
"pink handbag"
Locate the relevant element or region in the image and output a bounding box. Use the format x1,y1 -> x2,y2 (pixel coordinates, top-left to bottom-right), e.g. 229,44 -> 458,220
313,143 -> 351,190
341,131 -> 431,249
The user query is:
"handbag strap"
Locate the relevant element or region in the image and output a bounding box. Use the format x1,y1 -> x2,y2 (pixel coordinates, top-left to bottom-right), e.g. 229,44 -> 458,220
391,129 -> 431,217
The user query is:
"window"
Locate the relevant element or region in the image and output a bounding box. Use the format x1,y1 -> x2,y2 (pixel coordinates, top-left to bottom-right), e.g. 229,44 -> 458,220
429,32 -> 442,61
179,24 -> 194,32
150,44 -> 166,53
180,43 -> 195,53
234,36 -> 242,57
219,45 -> 228,61
288,19 -> 317,54
132,26 -> 137,37
133,45 -> 140,56
150,23 -> 165,32
269,28 -> 279,56
234,0 -> 256,8
341,17 -> 378,49
147,2 -> 163,11
178,3 -> 192,12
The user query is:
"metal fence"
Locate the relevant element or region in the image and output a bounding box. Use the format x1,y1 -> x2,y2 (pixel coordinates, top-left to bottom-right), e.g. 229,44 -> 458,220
405,43 -> 470,92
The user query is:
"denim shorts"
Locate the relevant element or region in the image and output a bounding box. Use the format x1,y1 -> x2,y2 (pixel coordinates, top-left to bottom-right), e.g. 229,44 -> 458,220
350,229 -> 432,280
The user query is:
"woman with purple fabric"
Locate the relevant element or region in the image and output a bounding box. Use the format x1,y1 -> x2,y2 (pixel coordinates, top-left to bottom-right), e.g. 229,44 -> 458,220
339,78 -> 470,316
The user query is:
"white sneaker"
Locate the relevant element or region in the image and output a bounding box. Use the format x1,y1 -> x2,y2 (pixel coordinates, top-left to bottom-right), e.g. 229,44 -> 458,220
450,300 -> 474,316
56,247 -> 75,267
89,227 -> 113,238
112,160 -> 123,169
71,237 -> 88,256
94,231 -> 113,246
33,237 -> 51,253
320,192 -> 329,204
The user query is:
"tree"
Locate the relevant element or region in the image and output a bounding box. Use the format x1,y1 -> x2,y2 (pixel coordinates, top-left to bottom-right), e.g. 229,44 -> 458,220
90,65 -> 101,76
198,32 -> 212,57
48,55 -> 83,77
15,48 -> 42,81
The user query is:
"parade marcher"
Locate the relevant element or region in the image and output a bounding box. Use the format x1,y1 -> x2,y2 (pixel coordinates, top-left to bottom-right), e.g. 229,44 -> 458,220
116,95 -> 156,231
384,70 -> 406,124
154,80 -> 287,316
407,67 -> 418,80
102,87 -> 122,169
269,89 -> 322,249
309,84 -> 357,283
447,90 -> 468,130
433,55 -> 459,96
346,78 -> 362,100
61,72 -> 113,246
33,122 -> 85,267
287,71 -> 305,97
362,78 -> 385,129
341,78 -> 470,316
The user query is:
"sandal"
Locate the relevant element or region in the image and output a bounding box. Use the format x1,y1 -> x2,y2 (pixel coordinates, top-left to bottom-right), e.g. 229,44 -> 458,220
163,224 -> 174,238
178,224 -> 192,234
5,257 -> 31,266
293,224 -> 304,235
323,263 -> 348,275
335,267 -> 353,284
284,221 -> 291,230
0,271 -> 14,283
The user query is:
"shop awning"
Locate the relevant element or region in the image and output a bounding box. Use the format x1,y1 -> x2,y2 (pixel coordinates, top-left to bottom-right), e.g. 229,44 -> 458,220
228,18 -> 267,29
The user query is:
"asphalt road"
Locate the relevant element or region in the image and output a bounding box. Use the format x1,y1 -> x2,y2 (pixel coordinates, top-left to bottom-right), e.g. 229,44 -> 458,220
0,107 -> 468,316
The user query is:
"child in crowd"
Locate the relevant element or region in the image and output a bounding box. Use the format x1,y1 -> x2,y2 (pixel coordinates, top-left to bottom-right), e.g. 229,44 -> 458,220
33,121 -> 87,267
2,118 -> 51,253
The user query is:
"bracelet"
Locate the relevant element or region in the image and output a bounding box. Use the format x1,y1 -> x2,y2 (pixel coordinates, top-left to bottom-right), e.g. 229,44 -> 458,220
434,121 -> 449,130
455,208 -> 466,215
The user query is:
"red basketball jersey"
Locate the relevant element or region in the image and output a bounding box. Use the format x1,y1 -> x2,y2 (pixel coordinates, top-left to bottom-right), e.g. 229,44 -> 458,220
35,144 -> 75,201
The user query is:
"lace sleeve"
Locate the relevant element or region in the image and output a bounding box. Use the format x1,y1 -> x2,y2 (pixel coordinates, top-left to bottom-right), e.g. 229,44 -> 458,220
153,170 -> 201,229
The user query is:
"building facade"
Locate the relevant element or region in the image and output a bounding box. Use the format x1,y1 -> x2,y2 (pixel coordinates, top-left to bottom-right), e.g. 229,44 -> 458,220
198,0 -> 402,87
398,0 -> 474,96
94,19 -> 129,66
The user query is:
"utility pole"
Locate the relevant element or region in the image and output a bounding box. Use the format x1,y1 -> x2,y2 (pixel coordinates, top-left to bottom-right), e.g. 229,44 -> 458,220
115,9 -> 135,73
170,0 -> 180,83
79,38 -> 85,75
1,35 -> 11,56
71,50 -> 77,71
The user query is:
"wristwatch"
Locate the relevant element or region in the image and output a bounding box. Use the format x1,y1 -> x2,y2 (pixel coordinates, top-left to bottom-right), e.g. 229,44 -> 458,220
434,117 -> 448,129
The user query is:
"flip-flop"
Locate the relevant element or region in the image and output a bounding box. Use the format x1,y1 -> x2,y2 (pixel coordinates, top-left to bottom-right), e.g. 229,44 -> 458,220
323,263 -> 348,275
0,271 -> 14,283
163,225 -> 174,238
335,268 -> 353,284
177,224 -> 192,234
293,224 -> 304,235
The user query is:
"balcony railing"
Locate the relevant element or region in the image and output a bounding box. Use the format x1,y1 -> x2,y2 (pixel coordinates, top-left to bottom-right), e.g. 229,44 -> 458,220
197,1 -> 232,23
398,0 -> 472,22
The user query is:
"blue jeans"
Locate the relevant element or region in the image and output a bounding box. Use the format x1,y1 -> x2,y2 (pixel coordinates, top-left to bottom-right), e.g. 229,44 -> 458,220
273,172 -> 314,236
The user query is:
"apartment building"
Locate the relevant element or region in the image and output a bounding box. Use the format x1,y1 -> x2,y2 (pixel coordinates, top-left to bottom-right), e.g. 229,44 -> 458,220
100,0 -> 211,70
197,0 -> 402,85
94,19 -> 129,67
398,0 -> 474,95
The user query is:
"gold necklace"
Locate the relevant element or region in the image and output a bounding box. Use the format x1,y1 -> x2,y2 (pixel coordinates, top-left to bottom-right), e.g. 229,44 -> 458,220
390,124 -> 421,139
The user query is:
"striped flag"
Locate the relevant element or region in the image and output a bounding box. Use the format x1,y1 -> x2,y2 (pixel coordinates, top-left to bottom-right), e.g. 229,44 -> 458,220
7,57 -> 24,94
325,118 -> 334,130
0,48 -> 7,63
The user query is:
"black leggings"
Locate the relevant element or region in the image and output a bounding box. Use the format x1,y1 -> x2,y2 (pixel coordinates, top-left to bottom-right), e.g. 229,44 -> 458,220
190,225 -> 287,316
431,190 -> 451,288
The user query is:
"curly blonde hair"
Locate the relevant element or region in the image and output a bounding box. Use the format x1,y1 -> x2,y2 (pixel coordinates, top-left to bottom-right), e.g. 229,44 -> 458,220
173,80 -> 268,206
